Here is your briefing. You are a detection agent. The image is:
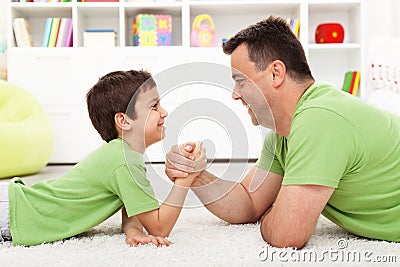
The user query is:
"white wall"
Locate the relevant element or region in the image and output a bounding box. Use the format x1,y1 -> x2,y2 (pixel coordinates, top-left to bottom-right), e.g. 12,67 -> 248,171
364,0 -> 398,43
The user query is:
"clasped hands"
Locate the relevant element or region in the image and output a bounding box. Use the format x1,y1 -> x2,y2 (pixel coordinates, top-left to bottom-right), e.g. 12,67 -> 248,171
165,141 -> 207,185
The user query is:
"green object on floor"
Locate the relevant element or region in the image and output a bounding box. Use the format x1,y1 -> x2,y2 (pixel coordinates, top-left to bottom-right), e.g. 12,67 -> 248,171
0,80 -> 53,179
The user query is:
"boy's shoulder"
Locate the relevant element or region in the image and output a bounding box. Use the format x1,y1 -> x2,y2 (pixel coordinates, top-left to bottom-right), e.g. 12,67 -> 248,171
82,138 -> 143,168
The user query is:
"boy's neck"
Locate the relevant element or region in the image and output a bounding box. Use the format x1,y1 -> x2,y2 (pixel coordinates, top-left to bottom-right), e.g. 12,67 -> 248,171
119,136 -> 146,154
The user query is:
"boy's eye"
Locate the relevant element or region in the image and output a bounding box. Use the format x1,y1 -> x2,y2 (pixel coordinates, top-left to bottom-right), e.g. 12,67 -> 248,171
151,102 -> 159,110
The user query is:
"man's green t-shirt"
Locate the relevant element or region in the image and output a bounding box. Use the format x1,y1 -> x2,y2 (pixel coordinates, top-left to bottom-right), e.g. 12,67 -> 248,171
8,138 -> 159,246
256,82 -> 400,242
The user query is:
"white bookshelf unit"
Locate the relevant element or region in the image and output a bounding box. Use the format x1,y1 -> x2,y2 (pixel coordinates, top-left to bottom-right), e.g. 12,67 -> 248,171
6,0 -> 364,163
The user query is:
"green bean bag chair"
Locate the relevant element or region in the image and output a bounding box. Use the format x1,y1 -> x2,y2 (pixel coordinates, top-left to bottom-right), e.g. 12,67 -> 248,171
0,80 -> 53,179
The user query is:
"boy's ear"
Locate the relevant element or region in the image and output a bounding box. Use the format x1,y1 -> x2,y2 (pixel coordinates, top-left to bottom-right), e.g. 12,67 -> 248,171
115,112 -> 132,131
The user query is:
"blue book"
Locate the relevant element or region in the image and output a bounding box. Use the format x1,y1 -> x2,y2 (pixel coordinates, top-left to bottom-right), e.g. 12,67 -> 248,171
42,18 -> 53,47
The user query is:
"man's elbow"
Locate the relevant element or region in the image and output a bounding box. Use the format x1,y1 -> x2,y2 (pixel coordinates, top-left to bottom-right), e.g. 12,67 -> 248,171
260,225 -> 308,249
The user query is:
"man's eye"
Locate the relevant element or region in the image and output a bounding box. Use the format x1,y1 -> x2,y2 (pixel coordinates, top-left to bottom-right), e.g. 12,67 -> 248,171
236,79 -> 244,85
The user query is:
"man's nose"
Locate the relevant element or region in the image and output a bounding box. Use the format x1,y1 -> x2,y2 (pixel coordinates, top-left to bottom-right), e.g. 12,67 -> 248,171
232,90 -> 241,100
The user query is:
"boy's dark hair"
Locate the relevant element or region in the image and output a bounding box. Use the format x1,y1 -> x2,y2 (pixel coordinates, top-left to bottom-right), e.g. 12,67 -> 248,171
223,16 -> 313,83
86,70 -> 156,142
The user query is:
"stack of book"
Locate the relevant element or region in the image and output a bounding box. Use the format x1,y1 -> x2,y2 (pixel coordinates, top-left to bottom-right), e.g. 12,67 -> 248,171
286,18 -> 300,38
342,71 -> 361,95
78,0 -> 119,2
42,18 -> 73,47
17,0 -> 71,2
12,18 -> 34,47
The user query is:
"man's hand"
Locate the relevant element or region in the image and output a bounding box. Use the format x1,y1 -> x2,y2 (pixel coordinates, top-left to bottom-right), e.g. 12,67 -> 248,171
125,230 -> 171,247
165,142 -> 207,182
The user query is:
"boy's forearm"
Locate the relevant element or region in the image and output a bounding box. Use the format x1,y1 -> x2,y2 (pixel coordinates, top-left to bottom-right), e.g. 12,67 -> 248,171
148,180 -> 191,237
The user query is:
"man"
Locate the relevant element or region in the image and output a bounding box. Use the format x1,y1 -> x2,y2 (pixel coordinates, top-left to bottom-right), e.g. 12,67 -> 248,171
165,16 -> 400,248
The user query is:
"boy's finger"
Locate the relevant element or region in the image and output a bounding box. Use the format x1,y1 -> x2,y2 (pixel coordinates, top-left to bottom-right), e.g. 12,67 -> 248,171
182,142 -> 196,153
149,235 -> 159,246
174,144 -> 195,160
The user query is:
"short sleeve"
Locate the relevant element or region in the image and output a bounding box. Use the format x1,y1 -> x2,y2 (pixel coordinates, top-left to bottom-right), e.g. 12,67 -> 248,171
108,163 -> 159,217
283,108 -> 362,188
255,132 -> 284,175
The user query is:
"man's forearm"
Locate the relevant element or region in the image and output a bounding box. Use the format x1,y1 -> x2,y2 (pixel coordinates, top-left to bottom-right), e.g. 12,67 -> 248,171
191,171 -> 259,224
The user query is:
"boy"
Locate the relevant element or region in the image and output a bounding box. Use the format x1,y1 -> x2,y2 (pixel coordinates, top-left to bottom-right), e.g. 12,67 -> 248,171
0,70 -> 203,246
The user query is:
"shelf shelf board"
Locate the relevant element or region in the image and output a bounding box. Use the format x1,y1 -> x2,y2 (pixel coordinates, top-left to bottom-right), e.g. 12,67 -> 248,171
188,1 -> 301,15
10,3 -> 73,17
308,43 -> 361,50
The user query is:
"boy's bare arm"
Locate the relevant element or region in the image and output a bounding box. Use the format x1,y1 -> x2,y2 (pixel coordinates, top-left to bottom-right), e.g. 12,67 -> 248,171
121,206 -> 171,247
136,142 -> 206,237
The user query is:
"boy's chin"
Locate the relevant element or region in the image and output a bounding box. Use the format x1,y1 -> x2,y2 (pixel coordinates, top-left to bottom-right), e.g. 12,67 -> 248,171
146,133 -> 165,147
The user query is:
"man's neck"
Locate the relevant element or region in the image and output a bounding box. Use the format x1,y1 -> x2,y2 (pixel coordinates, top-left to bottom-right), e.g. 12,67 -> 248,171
275,80 -> 314,137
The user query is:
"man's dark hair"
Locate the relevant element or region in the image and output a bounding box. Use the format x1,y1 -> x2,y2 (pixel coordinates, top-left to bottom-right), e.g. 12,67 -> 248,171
223,16 -> 313,82
86,70 -> 156,142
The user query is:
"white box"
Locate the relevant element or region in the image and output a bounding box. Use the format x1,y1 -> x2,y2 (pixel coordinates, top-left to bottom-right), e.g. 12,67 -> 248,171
83,31 -> 116,47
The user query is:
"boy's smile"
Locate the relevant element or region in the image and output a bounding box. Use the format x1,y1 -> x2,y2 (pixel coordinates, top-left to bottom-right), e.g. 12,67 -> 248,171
138,87 -> 168,147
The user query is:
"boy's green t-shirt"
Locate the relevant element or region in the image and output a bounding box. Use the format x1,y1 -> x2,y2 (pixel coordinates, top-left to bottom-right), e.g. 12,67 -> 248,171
256,82 -> 400,242
8,138 -> 159,246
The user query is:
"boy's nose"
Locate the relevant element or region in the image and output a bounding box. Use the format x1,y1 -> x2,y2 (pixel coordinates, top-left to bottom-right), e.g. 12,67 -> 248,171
161,107 -> 168,117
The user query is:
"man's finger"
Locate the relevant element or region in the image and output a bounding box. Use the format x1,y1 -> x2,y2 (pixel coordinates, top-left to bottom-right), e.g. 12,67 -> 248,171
171,144 -> 194,159
165,168 -> 188,179
166,150 -> 194,167
166,158 -> 195,173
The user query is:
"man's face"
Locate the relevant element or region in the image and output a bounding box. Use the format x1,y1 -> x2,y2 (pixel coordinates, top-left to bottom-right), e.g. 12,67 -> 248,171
230,44 -> 273,128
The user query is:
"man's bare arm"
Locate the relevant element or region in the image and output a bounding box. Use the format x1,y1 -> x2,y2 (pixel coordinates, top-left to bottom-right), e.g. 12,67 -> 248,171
191,166 -> 283,223
260,184 -> 334,248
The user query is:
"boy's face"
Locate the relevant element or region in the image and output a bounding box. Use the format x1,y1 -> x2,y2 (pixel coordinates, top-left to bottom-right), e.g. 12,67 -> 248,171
133,87 -> 168,148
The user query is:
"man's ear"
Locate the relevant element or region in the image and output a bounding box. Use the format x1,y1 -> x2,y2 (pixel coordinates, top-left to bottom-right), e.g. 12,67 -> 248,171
271,60 -> 285,87
115,112 -> 132,131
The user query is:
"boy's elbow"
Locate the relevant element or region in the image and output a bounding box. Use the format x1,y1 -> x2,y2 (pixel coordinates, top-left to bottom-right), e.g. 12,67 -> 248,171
147,228 -> 170,238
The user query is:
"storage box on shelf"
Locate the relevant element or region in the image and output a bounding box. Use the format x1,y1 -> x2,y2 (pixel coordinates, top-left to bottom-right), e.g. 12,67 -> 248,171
307,0 -> 364,97
7,0 -> 364,163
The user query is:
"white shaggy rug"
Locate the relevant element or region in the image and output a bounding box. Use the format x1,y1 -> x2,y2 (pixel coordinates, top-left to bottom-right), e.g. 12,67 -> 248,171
1,206 -> 399,267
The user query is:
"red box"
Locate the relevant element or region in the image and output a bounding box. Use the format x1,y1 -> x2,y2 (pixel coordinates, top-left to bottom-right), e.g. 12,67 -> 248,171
315,23 -> 344,44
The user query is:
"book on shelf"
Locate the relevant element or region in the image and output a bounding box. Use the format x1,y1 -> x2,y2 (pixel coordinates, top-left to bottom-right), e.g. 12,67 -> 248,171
42,18 -> 52,47
19,0 -> 72,2
64,19 -> 73,47
341,70 -> 360,95
13,18 -> 34,47
47,18 -> 61,47
83,29 -> 116,47
83,0 -> 119,1
56,18 -> 70,47
286,18 -> 300,38
42,18 -> 73,48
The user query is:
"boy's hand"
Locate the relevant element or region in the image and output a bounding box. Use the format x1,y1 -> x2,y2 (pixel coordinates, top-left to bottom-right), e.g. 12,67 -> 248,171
165,141 -> 207,182
126,230 -> 171,247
